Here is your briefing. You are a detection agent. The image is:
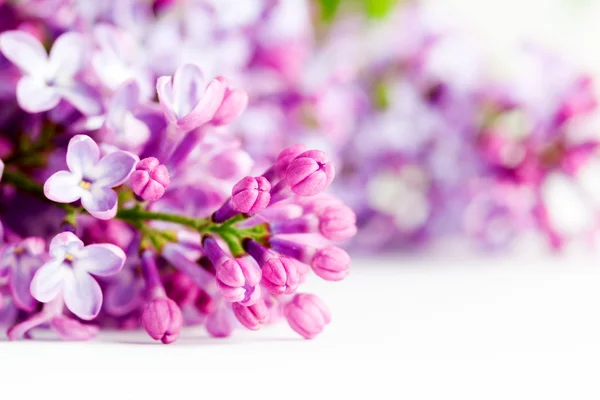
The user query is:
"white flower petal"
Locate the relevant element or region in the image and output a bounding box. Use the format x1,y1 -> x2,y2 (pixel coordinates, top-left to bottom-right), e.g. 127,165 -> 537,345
0,30 -> 48,77
16,76 -> 61,113
48,32 -> 85,83
43,170 -> 84,203
30,259 -> 66,303
66,135 -> 100,177
63,268 -> 102,320
81,186 -> 118,220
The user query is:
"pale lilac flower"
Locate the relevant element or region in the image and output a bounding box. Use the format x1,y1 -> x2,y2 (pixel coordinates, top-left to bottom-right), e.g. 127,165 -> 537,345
44,135 -> 138,219
0,237 -> 45,312
0,30 -> 101,114
156,63 -> 227,132
91,24 -> 153,99
30,232 -> 125,320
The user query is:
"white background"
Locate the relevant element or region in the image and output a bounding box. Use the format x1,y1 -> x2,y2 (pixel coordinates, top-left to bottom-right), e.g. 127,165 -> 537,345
2,254 -> 600,399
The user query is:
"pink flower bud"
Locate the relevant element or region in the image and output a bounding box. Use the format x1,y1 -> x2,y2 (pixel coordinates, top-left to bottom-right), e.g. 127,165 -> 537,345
203,237 -> 262,306
130,157 -> 170,201
311,246 -> 351,281
284,294 -> 331,340
286,150 -> 335,196
232,299 -> 269,330
211,77 -> 249,126
141,297 -> 183,344
245,239 -> 300,294
318,205 -> 357,241
274,144 -> 307,177
231,176 -> 271,214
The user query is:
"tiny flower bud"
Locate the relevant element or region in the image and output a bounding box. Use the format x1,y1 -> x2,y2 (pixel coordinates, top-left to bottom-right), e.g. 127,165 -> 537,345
232,299 -> 269,330
284,294 -> 331,340
274,144 -> 307,178
141,297 -> 183,344
245,239 -> 300,294
318,205 -> 357,241
286,150 -> 335,196
231,176 -> 271,214
130,157 -> 170,201
311,246 -> 351,281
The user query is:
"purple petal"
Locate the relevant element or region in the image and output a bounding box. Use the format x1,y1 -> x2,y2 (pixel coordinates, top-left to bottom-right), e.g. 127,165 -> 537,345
107,80 -> 141,127
30,259 -> 65,303
57,83 -> 103,116
0,159 -> 4,182
49,232 -> 83,255
81,186 -> 118,220
89,150 -> 138,187
75,243 -> 125,277
104,271 -> 144,317
63,268 -> 103,320
16,76 -> 61,113
178,78 -> 226,131
156,76 -> 177,125
0,31 -> 48,77
50,315 -> 99,341
66,135 -> 100,177
48,32 -> 85,82
21,237 -> 45,256
10,253 -> 39,312
44,171 -> 84,203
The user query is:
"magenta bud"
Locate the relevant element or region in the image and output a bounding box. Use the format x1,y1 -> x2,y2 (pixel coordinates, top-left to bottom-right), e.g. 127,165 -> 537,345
232,299 -> 269,331
286,150 -> 335,196
141,297 -> 183,344
311,246 -> 351,281
318,205 -> 357,241
262,256 -> 300,294
284,294 -> 331,340
212,77 -> 249,126
231,176 -> 271,214
215,258 -> 262,306
274,144 -> 307,178
130,157 -> 170,201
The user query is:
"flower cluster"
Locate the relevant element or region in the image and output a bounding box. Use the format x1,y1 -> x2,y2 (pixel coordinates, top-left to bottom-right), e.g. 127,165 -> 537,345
0,0 -> 356,342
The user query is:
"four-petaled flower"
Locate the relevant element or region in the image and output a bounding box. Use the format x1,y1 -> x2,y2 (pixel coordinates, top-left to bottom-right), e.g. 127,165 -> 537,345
0,237 -> 45,312
30,232 -> 125,320
0,30 -> 101,115
44,135 -> 138,220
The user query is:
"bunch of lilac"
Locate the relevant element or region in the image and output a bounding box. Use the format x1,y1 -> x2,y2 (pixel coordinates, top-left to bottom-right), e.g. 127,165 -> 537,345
0,3 -> 356,342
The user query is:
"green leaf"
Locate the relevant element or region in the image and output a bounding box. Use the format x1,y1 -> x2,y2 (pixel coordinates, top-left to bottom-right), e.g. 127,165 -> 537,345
318,0 -> 342,22
362,0 -> 398,19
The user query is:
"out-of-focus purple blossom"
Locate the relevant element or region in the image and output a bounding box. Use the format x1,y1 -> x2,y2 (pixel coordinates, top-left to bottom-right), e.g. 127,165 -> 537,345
0,30 -> 101,114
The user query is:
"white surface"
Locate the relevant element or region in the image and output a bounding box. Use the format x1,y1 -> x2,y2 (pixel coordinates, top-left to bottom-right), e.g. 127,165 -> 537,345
1,255 -> 600,399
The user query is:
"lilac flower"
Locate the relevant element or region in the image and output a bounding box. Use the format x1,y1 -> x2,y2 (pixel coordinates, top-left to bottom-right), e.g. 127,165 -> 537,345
44,135 -> 138,219
156,63 -> 227,132
0,237 -> 45,312
0,30 -> 101,114
30,232 -> 125,320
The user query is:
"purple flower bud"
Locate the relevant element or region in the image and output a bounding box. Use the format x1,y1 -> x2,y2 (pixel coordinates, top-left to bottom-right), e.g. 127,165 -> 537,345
318,205 -> 357,241
231,176 -> 271,214
311,246 -> 351,281
232,299 -> 269,331
203,236 -> 261,306
286,150 -> 335,196
141,297 -> 183,344
211,76 -> 249,126
245,239 -> 300,294
284,294 -> 331,340
130,157 -> 170,202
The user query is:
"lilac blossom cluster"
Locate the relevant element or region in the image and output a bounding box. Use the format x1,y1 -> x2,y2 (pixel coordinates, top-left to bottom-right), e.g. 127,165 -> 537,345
0,0 -> 356,342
